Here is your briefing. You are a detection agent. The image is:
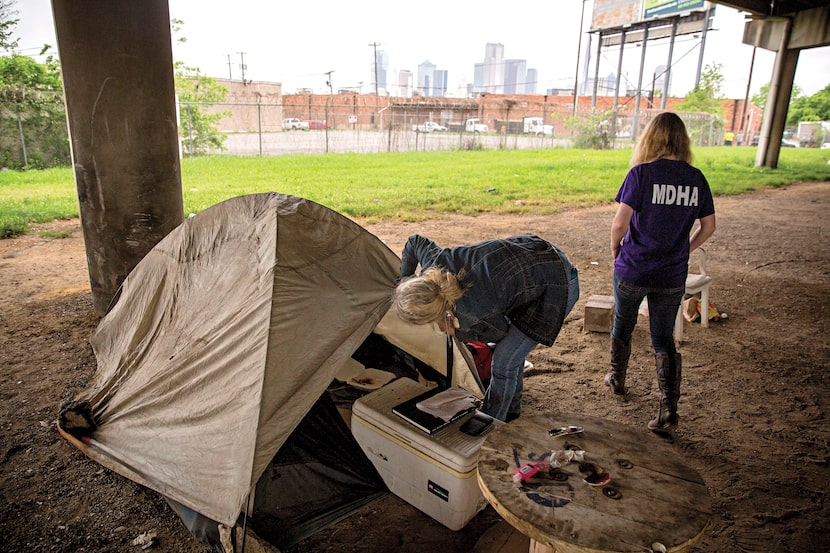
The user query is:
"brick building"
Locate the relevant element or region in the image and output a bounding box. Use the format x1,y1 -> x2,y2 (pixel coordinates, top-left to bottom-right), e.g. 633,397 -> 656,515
279,92 -> 760,144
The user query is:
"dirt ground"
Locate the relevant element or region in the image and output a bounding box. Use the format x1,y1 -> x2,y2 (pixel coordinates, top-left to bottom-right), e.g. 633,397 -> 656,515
1,181 -> 828,553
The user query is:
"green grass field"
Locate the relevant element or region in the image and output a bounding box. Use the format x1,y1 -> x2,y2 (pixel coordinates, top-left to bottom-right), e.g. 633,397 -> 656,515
2,147 -> 829,237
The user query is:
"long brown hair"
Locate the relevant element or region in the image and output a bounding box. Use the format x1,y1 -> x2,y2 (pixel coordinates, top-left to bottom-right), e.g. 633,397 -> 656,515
632,112 -> 693,166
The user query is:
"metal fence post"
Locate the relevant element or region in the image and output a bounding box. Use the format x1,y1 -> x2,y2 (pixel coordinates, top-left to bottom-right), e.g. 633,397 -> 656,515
185,103 -> 194,156
15,98 -> 29,167
257,96 -> 262,156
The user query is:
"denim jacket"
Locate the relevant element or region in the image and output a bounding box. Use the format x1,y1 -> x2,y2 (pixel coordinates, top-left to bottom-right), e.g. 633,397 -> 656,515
399,234 -> 578,346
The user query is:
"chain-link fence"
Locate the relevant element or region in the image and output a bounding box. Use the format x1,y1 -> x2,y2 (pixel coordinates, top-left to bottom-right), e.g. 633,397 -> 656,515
0,89 -> 726,167
198,95 -> 724,156
0,90 -> 70,169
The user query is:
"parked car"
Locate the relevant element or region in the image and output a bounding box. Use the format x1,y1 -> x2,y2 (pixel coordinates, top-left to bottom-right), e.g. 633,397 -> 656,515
752,135 -> 800,147
282,118 -> 309,131
412,121 -> 447,133
307,120 -> 330,130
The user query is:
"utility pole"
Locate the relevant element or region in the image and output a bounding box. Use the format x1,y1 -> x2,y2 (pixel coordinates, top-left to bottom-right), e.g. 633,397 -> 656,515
573,0 -> 587,119
739,47 -> 756,145
368,42 -> 381,94
238,52 -> 247,84
324,71 -> 334,152
324,70 -> 334,96
369,42 -> 381,130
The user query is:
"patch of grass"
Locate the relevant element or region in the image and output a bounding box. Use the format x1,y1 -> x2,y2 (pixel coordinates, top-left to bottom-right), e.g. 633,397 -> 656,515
2,147 -> 829,237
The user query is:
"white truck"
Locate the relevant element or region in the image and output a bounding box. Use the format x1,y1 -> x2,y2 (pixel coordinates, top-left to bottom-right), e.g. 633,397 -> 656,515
412,121 -> 447,133
465,118 -> 488,133
282,118 -> 309,131
523,117 -> 554,136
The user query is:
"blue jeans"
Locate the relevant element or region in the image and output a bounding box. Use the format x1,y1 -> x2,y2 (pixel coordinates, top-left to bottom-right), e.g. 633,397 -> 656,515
482,323 -> 538,422
612,273 -> 684,354
561,250 -> 580,317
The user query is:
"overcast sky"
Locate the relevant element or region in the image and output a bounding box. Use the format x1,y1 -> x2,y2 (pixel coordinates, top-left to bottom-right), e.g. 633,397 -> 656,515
13,0 -> 830,100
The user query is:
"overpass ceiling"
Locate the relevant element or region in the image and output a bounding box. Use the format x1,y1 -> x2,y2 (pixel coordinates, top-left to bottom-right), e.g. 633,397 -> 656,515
714,0 -> 830,16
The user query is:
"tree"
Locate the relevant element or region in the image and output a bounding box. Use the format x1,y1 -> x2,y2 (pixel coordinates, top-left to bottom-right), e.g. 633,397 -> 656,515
174,62 -> 229,156
786,84 -> 830,126
0,3 -> 69,169
0,52 -> 70,169
750,83 -> 769,113
676,63 -> 726,120
675,63 -> 726,146
171,19 -> 228,156
751,82 -> 804,114
569,111 -> 613,150
0,0 -> 19,52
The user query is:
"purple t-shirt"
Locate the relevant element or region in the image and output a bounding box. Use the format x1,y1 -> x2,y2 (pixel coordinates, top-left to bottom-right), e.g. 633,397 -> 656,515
614,158 -> 715,288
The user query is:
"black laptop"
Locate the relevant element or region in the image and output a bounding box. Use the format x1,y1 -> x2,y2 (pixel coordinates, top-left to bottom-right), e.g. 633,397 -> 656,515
392,334 -> 480,434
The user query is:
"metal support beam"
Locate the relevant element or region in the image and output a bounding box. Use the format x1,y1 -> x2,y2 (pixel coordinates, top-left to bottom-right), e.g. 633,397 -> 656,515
592,31 -> 602,111
661,19 -> 678,110
632,28 -> 649,142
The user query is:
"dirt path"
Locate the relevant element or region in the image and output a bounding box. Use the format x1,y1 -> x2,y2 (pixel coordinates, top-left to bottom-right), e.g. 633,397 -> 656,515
1,182 -> 828,553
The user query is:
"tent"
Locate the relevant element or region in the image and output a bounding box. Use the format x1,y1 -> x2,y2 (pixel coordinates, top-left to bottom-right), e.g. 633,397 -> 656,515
58,192 -> 483,551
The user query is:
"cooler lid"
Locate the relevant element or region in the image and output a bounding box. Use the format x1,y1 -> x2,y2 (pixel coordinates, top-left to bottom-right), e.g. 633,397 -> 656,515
352,378 -> 488,473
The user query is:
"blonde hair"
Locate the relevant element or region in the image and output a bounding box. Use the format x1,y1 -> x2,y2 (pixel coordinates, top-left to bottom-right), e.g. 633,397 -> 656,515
393,267 -> 467,325
632,112 -> 693,166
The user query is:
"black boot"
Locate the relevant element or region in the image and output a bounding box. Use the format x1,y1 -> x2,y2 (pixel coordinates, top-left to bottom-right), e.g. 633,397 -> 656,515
648,352 -> 681,433
604,336 -> 630,395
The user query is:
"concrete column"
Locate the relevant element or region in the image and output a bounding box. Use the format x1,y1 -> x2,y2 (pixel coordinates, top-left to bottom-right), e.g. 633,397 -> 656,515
754,18 -> 798,169
52,0 -> 184,314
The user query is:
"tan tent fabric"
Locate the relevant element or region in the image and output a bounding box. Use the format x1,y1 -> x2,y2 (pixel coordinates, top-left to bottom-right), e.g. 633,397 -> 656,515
61,192 -> 484,529
374,309 -> 483,395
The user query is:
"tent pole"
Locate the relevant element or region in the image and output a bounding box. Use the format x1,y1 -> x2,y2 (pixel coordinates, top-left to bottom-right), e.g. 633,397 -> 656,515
240,492 -> 251,553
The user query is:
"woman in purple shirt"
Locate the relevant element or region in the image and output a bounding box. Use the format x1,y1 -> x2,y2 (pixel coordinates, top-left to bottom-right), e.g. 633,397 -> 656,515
606,112 -> 716,433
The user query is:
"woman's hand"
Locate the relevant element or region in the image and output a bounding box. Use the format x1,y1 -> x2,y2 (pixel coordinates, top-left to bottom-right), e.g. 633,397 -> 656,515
610,202 -> 633,260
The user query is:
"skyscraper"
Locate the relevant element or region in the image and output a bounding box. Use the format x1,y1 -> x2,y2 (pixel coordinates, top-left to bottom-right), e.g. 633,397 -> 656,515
652,64 -> 671,97
474,43 -> 535,95
396,70 -> 413,97
371,50 -> 389,94
433,69 -> 448,97
417,60 -> 437,96
416,61 -> 449,97
473,63 -> 485,94
482,43 -> 504,94
525,68 -> 538,94
503,59 -> 527,94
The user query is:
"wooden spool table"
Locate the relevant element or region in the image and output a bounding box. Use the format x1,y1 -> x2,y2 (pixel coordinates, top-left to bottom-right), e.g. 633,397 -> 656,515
476,412 -> 711,553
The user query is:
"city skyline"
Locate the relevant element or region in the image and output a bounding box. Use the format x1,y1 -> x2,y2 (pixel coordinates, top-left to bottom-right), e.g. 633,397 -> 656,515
372,43 -> 538,98
12,0 -> 830,101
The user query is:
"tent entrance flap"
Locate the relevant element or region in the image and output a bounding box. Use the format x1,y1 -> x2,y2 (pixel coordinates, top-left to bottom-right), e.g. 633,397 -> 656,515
241,329 -> 457,550
170,328 -> 465,551
351,332 -> 448,388
167,391 -> 387,552
250,391 -> 386,549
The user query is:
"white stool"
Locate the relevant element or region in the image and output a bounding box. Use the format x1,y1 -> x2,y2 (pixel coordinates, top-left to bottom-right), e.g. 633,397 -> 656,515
674,248 -> 713,342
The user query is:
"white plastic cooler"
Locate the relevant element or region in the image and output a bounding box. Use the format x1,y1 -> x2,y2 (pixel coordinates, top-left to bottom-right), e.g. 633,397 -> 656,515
351,377 -> 490,530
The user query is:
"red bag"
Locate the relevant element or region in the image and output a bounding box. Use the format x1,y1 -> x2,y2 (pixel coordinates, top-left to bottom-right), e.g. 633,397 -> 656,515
465,341 -> 494,383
